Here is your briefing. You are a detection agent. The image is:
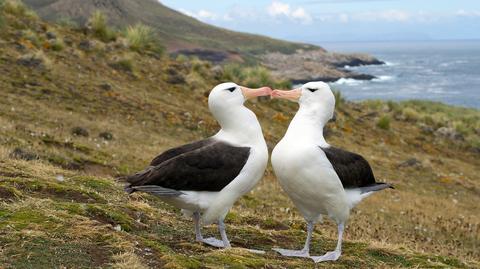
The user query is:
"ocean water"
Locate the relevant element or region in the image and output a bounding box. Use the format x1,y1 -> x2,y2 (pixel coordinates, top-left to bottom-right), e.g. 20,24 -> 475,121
320,40 -> 480,109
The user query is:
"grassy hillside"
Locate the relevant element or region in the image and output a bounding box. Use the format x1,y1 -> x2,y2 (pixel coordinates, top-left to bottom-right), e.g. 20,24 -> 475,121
0,2 -> 479,268
21,0 -> 315,55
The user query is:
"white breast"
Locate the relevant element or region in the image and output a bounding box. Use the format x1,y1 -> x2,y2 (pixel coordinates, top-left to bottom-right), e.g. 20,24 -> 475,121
200,134 -> 269,224
272,138 -> 350,223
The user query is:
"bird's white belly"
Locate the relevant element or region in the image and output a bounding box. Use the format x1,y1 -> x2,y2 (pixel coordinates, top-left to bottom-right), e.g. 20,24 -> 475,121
272,140 -> 350,222
162,191 -> 219,213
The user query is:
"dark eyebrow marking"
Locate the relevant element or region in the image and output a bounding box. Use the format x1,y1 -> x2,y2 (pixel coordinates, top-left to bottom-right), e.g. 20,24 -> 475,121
307,88 -> 318,92
225,87 -> 236,92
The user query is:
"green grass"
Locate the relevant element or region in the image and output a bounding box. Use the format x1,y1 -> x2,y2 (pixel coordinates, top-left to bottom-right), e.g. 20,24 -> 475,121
333,90 -> 345,109
56,16 -> 78,28
88,10 -> 116,42
49,38 -> 64,51
125,23 -> 164,55
377,115 -> 391,130
21,28 -> 40,46
110,54 -> 135,73
223,63 -> 291,89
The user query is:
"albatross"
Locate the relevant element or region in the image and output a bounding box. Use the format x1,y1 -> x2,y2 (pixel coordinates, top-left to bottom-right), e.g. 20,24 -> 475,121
125,82 -> 271,248
271,81 -> 393,262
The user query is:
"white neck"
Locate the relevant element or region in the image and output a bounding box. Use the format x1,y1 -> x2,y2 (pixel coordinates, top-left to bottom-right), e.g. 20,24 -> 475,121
212,105 -> 265,146
283,105 -> 331,147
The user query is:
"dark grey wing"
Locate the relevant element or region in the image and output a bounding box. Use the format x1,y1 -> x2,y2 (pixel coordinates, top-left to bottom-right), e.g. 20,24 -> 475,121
320,146 -> 377,188
127,141 -> 251,192
150,138 -> 214,166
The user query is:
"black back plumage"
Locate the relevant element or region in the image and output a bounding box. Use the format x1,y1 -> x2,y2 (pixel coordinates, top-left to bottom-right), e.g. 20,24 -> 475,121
126,139 -> 251,192
320,146 -> 377,188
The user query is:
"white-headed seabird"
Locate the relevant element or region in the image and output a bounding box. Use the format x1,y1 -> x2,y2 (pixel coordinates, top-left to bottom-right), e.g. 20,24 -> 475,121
270,82 -> 393,262
125,82 -> 271,249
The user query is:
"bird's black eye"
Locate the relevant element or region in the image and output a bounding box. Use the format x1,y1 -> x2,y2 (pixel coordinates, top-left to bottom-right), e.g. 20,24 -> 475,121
307,88 -> 318,92
225,87 -> 236,92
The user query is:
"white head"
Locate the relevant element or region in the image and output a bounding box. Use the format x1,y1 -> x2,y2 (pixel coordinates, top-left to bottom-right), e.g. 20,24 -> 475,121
272,81 -> 336,126
208,82 -> 271,136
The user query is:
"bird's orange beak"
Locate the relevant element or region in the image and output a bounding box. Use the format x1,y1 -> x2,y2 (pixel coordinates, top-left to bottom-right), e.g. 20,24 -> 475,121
241,86 -> 272,100
271,88 -> 302,102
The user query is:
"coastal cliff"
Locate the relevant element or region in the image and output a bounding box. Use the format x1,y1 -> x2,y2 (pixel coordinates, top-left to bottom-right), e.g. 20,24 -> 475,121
261,49 -> 384,84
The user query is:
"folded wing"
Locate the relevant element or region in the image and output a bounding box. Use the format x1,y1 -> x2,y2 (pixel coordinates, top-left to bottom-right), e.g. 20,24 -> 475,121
127,140 -> 251,192
320,146 -> 376,188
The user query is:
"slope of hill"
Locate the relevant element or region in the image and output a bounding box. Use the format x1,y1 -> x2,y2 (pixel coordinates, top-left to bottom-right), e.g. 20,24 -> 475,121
21,0 -> 384,82
1,3 -> 479,268
22,0 -> 314,54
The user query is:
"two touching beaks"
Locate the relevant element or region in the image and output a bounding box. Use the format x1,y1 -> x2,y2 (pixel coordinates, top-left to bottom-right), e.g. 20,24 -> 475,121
240,84 -> 310,102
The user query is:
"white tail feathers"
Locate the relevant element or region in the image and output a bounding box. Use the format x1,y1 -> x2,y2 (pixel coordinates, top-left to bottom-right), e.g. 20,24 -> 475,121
345,183 -> 393,209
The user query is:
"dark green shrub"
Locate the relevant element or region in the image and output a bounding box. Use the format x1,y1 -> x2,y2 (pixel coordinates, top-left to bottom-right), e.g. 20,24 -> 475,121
377,115 -> 391,130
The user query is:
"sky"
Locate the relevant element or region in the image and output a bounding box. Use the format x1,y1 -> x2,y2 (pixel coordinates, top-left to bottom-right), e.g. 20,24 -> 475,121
160,0 -> 480,43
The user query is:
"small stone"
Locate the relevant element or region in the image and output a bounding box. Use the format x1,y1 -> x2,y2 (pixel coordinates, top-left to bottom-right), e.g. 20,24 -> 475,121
9,148 -> 38,161
71,126 -> 89,137
99,83 -> 112,91
398,158 -> 422,168
210,65 -> 223,78
435,127 -> 464,141
419,124 -> 434,134
17,54 -> 45,68
113,225 -> 122,231
56,175 -> 65,182
46,32 -> 56,40
63,37 -> 73,46
78,40 -> 92,51
99,132 -> 113,140
165,66 -> 185,84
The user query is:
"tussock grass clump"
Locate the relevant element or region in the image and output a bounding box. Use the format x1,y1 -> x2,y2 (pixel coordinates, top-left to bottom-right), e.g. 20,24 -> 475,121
377,115 -> 391,130
110,54 -> 135,73
49,38 -> 65,51
2,0 -> 36,19
125,23 -> 163,55
88,10 -> 116,42
17,50 -> 52,69
333,90 -> 345,108
56,16 -> 78,28
365,99 -> 384,110
402,107 -> 420,122
21,29 -> 40,47
223,64 -> 291,89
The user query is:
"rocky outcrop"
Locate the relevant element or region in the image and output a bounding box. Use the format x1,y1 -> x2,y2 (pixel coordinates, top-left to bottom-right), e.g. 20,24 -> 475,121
260,49 -> 384,84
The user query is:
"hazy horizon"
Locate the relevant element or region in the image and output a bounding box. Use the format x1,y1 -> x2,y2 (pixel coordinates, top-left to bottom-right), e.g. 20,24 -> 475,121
161,0 -> 480,44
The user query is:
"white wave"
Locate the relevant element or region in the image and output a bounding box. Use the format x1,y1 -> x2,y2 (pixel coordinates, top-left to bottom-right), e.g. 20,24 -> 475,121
334,78 -> 364,86
384,61 -> 398,66
373,75 -> 394,82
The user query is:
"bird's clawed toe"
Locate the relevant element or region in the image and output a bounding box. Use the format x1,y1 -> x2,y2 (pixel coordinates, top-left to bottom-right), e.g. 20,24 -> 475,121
310,250 -> 341,262
273,248 -> 309,257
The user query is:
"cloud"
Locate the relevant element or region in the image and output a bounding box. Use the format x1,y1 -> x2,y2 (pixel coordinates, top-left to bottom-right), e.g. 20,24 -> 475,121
455,9 -> 480,17
291,7 -> 313,23
179,8 -> 218,21
338,13 -> 349,23
267,1 -> 313,24
352,9 -> 410,22
267,1 -> 291,17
